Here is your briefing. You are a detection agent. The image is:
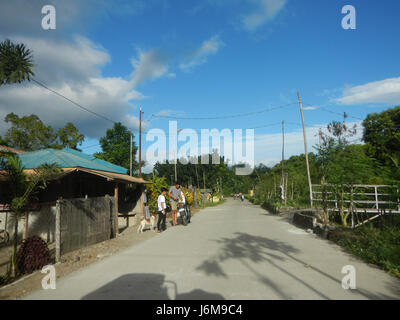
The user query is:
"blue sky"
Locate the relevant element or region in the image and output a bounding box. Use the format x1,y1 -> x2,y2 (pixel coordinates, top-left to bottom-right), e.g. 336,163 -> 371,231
0,0 -> 399,170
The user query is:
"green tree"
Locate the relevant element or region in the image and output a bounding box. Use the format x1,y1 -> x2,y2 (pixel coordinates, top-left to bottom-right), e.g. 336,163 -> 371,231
0,155 -> 61,277
363,106 -> 400,168
315,115 -> 380,226
55,122 -> 84,151
4,113 -> 56,151
0,39 -> 34,85
94,122 -> 138,174
3,113 -> 85,151
146,174 -> 170,214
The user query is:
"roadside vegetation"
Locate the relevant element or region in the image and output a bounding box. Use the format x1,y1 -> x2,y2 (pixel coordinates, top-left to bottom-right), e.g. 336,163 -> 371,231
247,107 -> 400,278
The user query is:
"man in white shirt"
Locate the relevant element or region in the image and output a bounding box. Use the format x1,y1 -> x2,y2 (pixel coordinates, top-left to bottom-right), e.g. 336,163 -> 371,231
157,188 -> 168,233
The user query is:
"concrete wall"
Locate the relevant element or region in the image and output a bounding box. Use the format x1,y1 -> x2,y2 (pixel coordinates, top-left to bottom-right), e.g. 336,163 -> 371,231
0,206 -> 56,244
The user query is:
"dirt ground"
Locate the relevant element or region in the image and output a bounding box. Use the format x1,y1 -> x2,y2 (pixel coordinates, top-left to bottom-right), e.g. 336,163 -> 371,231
0,208 -> 200,300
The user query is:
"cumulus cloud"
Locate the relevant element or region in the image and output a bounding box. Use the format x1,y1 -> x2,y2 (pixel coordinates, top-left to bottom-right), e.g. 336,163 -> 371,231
179,35 -> 225,72
303,106 -> 319,111
0,0 -> 147,37
241,0 -> 287,31
254,121 -> 362,166
0,35 -> 163,138
130,49 -> 170,87
336,77 -> 400,105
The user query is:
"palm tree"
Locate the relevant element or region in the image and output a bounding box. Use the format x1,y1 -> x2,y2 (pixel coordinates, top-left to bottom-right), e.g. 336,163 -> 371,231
0,155 -> 60,277
0,39 -> 34,86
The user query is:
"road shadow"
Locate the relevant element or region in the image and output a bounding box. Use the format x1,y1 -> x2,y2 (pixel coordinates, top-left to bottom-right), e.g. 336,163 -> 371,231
82,273 -> 225,300
195,232 -> 398,300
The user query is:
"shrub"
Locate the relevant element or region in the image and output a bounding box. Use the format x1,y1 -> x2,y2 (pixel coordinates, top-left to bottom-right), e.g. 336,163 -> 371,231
330,225 -> 400,278
16,235 -> 51,275
181,187 -> 194,205
0,274 -> 9,286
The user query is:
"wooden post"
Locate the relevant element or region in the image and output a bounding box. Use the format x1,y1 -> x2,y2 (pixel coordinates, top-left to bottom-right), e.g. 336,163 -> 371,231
23,212 -> 29,240
194,187 -> 197,207
281,120 -> 285,203
298,92 -> 313,208
114,183 -> 119,235
55,199 -> 61,263
130,134 -> 133,176
141,188 -> 144,219
139,106 -> 143,178
374,186 -> 379,210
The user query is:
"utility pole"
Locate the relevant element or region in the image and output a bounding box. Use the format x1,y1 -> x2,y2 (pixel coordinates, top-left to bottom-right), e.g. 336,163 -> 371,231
130,133 -> 133,176
139,106 -> 143,178
281,120 -> 286,204
298,92 -> 313,208
174,149 -> 177,183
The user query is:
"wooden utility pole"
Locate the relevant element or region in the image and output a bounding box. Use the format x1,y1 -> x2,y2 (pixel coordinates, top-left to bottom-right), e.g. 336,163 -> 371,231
114,183 -> 119,235
139,106 -> 143,178
130,133 -> 133,176
298,92 -> 313,207
281,120 -> 286,204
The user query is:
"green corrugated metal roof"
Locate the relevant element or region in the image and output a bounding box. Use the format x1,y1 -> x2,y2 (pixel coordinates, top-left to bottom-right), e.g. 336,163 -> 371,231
17,148 -> 128,174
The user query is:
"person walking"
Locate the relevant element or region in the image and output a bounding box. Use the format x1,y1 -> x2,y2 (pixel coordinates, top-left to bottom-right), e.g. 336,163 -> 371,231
157,188 -> 168,233
169,182 -> 181,226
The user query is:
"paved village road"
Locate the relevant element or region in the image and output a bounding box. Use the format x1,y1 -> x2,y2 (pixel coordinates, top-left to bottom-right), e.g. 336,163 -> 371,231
24,198 -> 400,300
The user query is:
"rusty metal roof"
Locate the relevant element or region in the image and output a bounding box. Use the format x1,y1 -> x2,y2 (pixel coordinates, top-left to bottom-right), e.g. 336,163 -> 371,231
0,145 -> 26,154
0,167 -> 151,184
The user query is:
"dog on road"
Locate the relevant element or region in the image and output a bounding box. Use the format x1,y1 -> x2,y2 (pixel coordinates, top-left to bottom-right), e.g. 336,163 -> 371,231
137,215 -> 156,233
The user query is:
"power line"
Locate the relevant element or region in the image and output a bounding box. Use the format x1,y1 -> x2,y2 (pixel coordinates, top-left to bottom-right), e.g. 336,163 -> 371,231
32,78 -> 139,133
151,102 -> 297,120
302,102 -> 364,121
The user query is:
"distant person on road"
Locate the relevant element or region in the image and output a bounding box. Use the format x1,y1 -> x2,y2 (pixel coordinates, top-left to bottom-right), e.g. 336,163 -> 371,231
157,188 -> 168,233
169,182 -> 181,226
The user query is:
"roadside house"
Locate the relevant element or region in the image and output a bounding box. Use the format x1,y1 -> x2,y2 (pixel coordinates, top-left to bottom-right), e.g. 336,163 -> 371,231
0,148 -> 151,255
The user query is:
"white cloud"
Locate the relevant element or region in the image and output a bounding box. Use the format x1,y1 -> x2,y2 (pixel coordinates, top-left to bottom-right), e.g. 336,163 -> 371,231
0,36 -> 163,138
303,106 -> 319,111
241,0 -> 287,31
336,77 -> 400,105
254,122 -> 362,166
179,35 -> 225,72
130,49 -> 170,86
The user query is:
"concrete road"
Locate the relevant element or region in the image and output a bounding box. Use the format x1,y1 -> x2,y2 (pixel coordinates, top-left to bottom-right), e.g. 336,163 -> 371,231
24,199 -> 400,300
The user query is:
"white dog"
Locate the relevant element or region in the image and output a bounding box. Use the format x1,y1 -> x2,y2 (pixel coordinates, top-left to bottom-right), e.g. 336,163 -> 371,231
137,215 -> 156,233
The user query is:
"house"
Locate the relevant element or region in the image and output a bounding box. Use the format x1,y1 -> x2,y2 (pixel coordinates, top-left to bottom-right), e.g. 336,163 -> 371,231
0,148 -> 151,254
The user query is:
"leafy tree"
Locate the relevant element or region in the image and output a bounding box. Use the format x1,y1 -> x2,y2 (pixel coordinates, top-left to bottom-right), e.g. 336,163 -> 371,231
55,122 -> 84,151
363,106 -> 400,168
94,122 -> 138,174
0,155 -> 61,277
4,113 -> 56,151
0,39 -> 34,85
3,113 -> 85,151
0,135 -> 8,146
315,115 -> 382,226
146,174 -> 170,214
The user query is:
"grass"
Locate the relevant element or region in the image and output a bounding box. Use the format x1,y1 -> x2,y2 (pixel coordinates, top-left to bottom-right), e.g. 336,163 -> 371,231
329,225 -> 400,278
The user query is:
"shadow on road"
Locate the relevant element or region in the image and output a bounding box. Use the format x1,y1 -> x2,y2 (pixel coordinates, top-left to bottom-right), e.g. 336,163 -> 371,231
82,273 -> 225,300
196,232 -> 398,300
